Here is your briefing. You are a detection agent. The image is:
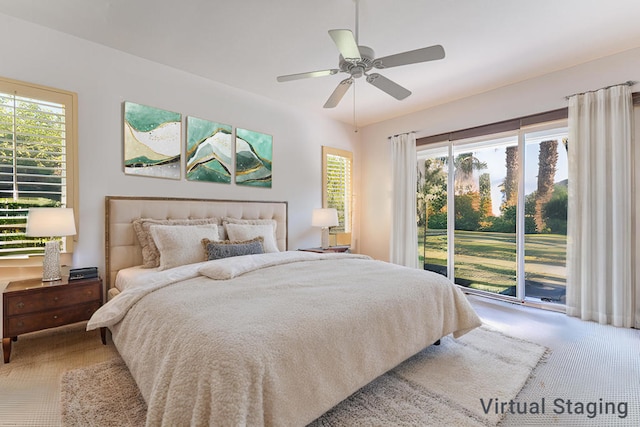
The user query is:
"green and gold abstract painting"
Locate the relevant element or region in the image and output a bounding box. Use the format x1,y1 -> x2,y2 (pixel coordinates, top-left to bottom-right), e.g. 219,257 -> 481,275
124,102 -> 181,179
235,128 -> 272,188
186,116 -> 233,184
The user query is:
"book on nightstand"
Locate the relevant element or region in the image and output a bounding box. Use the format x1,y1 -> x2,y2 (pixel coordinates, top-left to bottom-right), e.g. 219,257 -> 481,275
69,267 -> 99,281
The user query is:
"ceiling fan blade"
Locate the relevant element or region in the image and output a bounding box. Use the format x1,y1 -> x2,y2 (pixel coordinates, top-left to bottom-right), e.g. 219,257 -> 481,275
323,78 -> 353,108
374,45 -> 445,69
328,29 -> 361,61
366,73 -> 411,100
277,69 -> 339,82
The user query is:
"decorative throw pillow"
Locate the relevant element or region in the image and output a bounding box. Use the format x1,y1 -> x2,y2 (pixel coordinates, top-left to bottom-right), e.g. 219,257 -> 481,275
149,224 -> 220,271
224,223 -> 279,253
133,217 -> 220,268
221,217 -> 277,243
202,237 -> 265,260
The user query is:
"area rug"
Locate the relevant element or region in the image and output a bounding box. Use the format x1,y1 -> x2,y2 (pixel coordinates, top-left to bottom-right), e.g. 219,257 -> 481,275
60,325 -> 547,426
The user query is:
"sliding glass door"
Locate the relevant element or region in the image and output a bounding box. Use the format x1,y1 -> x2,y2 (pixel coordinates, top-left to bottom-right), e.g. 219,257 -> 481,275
452,136 -> 518,297
416,125 -> 568,306
522,128 -> 568,304
417,146 -> 449,277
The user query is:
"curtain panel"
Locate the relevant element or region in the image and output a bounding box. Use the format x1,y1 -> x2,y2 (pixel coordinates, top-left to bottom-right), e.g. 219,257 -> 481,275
567,84 -> 637,328
390,133 -> 419,268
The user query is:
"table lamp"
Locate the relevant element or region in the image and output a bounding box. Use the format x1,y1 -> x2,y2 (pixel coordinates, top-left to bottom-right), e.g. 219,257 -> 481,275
26,207 -> 76,281
312,208 -> 338,249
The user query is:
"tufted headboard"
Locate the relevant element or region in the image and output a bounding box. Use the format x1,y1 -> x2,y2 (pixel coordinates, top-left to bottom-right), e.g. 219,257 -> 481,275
105,196 -> 288,290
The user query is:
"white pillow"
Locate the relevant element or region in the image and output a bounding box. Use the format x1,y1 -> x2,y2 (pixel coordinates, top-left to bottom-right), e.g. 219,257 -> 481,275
149,224 -> 220,270
225,223 -> 279,253
221,217 -> 277,241
132,217 -> 220,268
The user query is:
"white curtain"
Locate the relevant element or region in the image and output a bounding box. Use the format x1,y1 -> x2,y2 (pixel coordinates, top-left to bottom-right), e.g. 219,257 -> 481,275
390,132 -> 419,268
567,84 -> 637,327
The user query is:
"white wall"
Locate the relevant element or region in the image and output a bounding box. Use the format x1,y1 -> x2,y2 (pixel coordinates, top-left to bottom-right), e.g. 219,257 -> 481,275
0,13 -> 361,274
359,47 -> 640,261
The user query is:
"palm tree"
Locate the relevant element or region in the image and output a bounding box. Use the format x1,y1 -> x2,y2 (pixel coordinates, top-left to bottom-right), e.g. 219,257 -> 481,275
453,152 -> 487,195
501,146 -> 518,211
479,173 -> 493,217
534,140 -> 558,232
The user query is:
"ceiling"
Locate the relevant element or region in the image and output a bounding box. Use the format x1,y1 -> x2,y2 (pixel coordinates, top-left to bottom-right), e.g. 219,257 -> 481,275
2,0 -> 640,127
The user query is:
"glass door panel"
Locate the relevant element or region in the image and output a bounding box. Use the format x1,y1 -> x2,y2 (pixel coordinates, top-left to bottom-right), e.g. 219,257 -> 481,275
416,125 -> 568,307
452,137 -> 518,297
417,148 -> 448,277
523,128 -> 568,304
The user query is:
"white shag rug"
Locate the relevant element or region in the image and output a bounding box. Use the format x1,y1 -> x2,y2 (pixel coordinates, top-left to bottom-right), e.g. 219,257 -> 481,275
60,325 -> 547,426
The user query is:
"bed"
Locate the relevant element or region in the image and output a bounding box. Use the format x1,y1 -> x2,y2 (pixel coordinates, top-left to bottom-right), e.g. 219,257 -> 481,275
89,196 -> 481,426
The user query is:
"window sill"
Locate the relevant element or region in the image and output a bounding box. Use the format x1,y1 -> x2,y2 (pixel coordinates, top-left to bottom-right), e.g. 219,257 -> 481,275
0,253 -> 73,283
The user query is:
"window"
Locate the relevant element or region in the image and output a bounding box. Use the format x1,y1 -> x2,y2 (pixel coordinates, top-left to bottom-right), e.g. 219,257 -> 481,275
417,144 -> 449,277
417,122 -> 568,308
322,146 -> 352,246
0,77 -> 77,260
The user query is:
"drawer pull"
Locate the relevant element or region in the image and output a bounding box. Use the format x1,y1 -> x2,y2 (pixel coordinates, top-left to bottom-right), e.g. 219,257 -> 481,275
87,291 -> 93,296
17,321 -> 24,327
53,296 -> 59,302
16,302 -> 25,309
53,315 -> 58,320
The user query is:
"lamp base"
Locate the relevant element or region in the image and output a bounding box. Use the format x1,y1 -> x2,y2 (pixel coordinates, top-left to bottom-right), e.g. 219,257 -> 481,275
42,240 -> 62,282
321,227 -> 330,250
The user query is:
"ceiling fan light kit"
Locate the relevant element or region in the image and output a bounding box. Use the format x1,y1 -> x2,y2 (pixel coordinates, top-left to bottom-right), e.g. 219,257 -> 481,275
276,0 -> 446,110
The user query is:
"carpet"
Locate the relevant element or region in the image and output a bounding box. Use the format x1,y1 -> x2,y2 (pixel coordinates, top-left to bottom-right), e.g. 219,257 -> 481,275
60,325 -> 547,426
0,323 -> 118,427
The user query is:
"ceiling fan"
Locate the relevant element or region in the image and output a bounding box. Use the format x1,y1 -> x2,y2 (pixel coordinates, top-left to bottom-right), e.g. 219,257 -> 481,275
276,0 -> 445,109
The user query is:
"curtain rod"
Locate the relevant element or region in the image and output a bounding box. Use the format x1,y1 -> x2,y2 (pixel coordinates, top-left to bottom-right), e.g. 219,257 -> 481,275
390,82 -> 635,140
564,80 -> 636,100
387,131 -> 416,140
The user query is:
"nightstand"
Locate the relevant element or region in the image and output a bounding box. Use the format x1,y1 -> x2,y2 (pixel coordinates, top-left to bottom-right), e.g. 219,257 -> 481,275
298,245 -> 351,253
2,276 -> 106,363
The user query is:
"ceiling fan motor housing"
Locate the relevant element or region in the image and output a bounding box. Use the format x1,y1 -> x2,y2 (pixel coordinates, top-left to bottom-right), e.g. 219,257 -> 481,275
340,46 -> 375,78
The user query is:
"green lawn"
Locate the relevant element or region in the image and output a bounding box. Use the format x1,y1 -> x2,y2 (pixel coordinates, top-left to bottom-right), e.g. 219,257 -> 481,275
418,229 -> 566,297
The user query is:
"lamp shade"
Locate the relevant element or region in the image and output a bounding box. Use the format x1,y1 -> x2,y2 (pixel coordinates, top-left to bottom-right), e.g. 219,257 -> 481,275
312,208 -> 339,228
26,208 -> 76,237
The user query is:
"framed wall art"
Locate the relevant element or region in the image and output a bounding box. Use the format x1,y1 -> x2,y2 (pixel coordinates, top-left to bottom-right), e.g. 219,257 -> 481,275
186,116 -> 233,184
123,101 -> 182,179
235,127 -> 272,188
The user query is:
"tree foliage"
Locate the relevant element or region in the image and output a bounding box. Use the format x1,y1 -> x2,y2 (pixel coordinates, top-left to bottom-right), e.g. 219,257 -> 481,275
417,144 -> 567,237
1,93 -> 66,256
534,140 -> 558,232
417,158 -> 447,227
0,96 -> 66,202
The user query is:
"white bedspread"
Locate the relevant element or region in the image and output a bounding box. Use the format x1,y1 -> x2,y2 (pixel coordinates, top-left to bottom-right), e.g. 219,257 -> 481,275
89,252 -> 481,426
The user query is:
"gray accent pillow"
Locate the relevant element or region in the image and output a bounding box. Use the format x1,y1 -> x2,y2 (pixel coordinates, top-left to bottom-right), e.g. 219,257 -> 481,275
202,237 -> 265,260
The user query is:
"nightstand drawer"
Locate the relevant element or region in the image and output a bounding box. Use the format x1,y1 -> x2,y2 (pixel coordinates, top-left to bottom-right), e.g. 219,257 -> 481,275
5,301 -> 101,336
5,282 -> 101,316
